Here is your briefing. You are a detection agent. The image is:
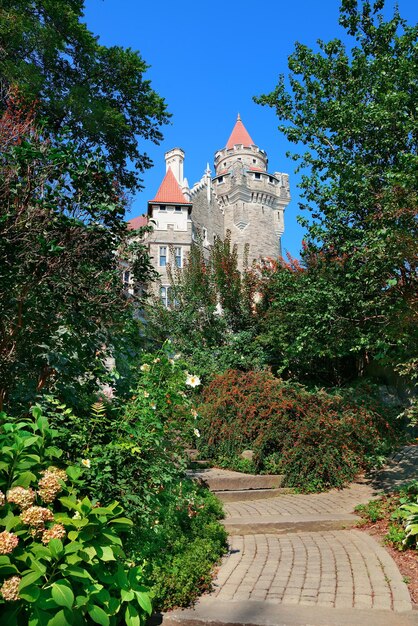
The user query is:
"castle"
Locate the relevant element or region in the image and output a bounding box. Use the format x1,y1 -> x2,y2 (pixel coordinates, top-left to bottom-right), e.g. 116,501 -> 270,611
127,115 -> 290,302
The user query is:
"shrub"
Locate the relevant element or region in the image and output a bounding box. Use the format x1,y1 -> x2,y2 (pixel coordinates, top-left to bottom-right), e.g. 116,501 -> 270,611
0,408 -> 151,626
198,370 -> 398,491
41,346 -> 227,610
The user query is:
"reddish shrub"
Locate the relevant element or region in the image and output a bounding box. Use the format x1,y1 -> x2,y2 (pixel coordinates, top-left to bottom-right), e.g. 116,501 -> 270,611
197,370 -> 397,491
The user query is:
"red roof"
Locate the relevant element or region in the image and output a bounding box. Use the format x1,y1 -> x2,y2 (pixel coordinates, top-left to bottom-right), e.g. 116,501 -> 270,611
127,215 -> 148,230
226,114 -> 255,149
150,167 -> 191,204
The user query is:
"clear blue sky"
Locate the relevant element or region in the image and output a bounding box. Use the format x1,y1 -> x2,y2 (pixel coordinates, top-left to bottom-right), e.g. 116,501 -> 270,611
84,0 -> 417,257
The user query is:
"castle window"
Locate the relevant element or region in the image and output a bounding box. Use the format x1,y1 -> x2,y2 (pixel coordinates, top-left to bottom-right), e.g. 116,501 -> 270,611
218,176 -> 224,184
203,228 -> 208,242
253,159 -> 257,164
254,173 -> 261,180
174,246 -> 182,268
160,286 -> 171,307
159,246 -> 167,267
160,205 -> 166,211
269,176 -> 274,184
123,270 -> 131,288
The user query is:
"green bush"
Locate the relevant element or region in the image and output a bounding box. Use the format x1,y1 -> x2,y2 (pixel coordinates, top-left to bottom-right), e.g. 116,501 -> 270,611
0,408 -> 151,626
42,346 -> 227,610
198,370 -> 399,491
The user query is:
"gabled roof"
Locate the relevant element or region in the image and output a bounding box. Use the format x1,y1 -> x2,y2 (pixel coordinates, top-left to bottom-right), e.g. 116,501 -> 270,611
226,114 -> 255,149
127,215 -> 148,230
149,167 -> 191,204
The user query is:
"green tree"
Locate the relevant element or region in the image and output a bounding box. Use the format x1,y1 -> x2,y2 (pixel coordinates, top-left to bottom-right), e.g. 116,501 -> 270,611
145,233 -> 267,381
256,0 -> 417,375
0,93 -> 155,411
0,0 -> 169,191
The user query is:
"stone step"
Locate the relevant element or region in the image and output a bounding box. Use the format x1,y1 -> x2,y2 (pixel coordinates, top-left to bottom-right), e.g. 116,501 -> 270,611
223,513 -> 359,535
214,488 -> 294,503
187,468 -> 284,492
161,599 -> 418,626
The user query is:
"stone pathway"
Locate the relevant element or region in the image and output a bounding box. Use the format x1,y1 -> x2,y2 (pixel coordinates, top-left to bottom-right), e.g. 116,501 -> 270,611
163,451 -> 418,626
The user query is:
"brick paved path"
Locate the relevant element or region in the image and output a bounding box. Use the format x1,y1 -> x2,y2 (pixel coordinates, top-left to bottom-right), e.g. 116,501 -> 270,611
212,531 -> 411,612
164,467 -> 418,626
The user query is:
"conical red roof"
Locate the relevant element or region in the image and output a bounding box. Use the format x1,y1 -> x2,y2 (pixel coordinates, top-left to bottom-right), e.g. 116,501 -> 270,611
150,167 -> 191,204
226,114 -> 255,149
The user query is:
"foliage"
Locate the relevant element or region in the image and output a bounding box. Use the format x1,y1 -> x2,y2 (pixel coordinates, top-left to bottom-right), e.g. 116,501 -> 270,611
0,0 -> 169,192
197,370 -> 399,491
136,485 -> 227,610
43,346 -> 227,609
145,233 -> 267,382
257,251 -> 414,384
256,0 -> 418,380
0,91 -> 155,412
0,408 -> 152,625
355,482 -> 418,550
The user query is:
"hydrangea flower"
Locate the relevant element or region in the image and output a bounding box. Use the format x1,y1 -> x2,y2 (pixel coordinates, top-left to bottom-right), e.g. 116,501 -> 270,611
42,524 -> 66,545
7,487 -> 36,510
20,506 -> 54,527
140,363 -> 151,372
0,531 -> 19,554
0,576 -> 21,601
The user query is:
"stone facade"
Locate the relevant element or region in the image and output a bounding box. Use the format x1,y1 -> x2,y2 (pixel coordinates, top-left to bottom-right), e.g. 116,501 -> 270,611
128,116 -> 290,296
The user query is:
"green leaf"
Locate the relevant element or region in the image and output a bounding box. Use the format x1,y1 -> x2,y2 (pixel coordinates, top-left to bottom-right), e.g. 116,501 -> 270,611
59,496 -> 82,511
20,584 -> 41,602
20,571 -> 44,589
96,546 -> 115,561
125,604 -> 140,626
51,581 -> 74,609
88,605 -> 110,626
109,517 -> 133,528
48,539 -> 64,559
47,608 -> 73,626
12,471 -> 37,487
134,590 -> 152,615
66,466 -> 83,481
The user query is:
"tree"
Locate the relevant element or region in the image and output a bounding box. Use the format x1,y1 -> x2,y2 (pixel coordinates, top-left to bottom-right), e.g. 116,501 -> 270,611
0,92 -> 155,411
0,0 -> 170,191
145,233 -> 267,381
256,0 -> 417,375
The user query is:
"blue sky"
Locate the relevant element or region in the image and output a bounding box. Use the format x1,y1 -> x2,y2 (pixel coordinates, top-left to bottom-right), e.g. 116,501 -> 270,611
84,0 -> 417,257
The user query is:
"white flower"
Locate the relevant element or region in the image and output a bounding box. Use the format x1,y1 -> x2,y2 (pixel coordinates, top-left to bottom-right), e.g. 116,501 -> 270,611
191,409 -> 198,419
150,404 -> 156,410
253,291 -> 263,304
173,354 -> 181,360
186,373 -> 201,388
193,428 -> 201,438
81,459 -> 91,468
153,358 -> 160,363
143,390 -> 150,398
168,358 -> 174,365
100,384 -> 115,401
140,363 -> 151,372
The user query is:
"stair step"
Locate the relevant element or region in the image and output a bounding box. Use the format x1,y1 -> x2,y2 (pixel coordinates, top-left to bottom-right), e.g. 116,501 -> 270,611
223,513 -> 359,535
214,488 -> 294,502
188,468 -> 284,492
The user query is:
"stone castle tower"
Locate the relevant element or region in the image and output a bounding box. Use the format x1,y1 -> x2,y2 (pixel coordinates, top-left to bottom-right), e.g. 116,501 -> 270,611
127,115 -> 290,298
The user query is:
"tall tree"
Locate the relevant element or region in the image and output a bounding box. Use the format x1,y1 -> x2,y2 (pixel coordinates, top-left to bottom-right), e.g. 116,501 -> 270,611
0,92 -> 155,411
0,0 -> 169,191
256,0 -> 417,373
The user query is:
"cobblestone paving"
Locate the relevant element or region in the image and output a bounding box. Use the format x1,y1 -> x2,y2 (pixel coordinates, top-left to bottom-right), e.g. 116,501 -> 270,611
225,482 -> 377,519
211,530 -> 412,613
